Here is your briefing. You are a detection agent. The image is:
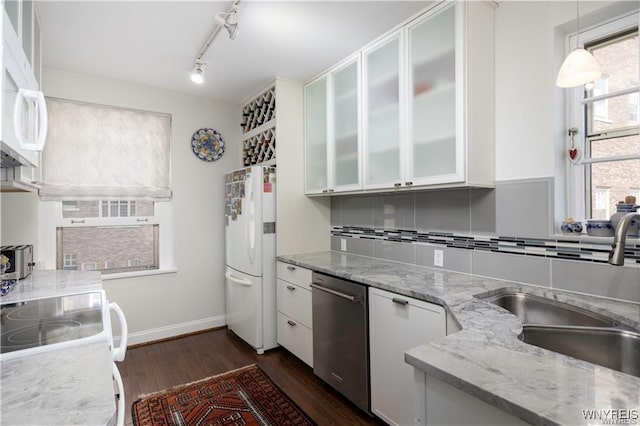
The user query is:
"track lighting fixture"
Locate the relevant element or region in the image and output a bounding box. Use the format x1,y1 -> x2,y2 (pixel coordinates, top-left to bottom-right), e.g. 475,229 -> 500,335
188,0 -> 240,85
190,62 -> 205,84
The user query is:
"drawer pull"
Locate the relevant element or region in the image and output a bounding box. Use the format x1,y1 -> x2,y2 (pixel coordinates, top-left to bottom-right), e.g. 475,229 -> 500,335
287,320 -> 297,327
286,285 -> 296,291
394,182 -> 402,188
405,181 -> 413,186
392,297 -> 409,306
287,266 -> 296,271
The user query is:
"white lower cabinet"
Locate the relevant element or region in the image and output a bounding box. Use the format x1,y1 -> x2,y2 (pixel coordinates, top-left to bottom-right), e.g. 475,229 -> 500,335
369,287 -> 445,426
414,372 -> 528,426
276,261 -> 313,367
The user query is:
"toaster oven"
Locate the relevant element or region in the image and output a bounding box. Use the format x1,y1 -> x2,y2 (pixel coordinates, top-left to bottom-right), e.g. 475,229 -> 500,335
1,244 -> 34,279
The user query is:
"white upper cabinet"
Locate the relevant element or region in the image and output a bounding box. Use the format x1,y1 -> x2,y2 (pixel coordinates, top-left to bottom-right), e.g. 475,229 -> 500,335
330,56 -> 361,192
304,76 -> 328,194
305,1 -> 495,195
362,31 -> 404,190
406,4 -> 459,186
304,54 -> 362,194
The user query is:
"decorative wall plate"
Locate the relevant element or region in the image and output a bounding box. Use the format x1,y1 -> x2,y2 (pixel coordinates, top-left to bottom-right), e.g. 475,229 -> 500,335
192,128 -> 225,162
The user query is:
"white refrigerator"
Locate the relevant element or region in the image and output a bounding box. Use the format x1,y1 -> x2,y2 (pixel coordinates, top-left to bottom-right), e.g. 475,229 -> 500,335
224,165 -> 277,354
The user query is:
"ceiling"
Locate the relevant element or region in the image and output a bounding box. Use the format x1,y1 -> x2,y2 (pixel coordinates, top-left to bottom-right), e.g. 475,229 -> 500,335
38,1 -> 430,104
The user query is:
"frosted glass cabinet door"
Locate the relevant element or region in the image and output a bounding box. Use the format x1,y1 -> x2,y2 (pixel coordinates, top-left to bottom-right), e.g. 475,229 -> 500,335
331,59 -> 361,189
304,77 -> 328,194
407,4 -> 458,183
363,33 -> 402,188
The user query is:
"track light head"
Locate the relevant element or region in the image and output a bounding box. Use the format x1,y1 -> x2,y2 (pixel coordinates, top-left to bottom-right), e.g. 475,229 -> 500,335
215,10 -> 239,40
190,62 -> 205,84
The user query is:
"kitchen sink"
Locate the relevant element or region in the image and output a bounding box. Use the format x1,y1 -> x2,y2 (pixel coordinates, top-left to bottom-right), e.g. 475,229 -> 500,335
477,289 -> 640,377
520,326 -> 640,378
479,290 -> 618,327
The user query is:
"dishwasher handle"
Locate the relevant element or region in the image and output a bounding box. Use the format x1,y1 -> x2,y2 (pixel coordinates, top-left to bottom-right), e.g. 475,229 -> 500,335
310,283 -> 358,303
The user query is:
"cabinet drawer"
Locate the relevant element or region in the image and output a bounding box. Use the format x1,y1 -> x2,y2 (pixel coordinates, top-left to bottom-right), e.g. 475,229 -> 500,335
277,312 -> 313,367
277,279 -> 312,329
276,261 -> 312,290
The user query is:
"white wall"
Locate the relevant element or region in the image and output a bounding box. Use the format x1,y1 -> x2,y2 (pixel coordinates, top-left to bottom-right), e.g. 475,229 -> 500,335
0,67 -> 241,343
494,0 -> 636,181
274,78 -> 331,255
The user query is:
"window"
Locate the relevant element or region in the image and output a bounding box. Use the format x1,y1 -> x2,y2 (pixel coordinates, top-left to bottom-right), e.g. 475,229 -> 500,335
63,252 -> 77,270
100,200 -> 144,218
82,262 -> 97,271
56,200 -> 160,274
630,92 -> 639,123
41,98 -> 173,276
592,77 -> 610,121
566,13 -> 640,221
593,188 -> 610,219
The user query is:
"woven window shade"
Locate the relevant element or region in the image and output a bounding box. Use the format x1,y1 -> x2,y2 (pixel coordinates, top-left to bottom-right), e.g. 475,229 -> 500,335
40,98 -> 172,200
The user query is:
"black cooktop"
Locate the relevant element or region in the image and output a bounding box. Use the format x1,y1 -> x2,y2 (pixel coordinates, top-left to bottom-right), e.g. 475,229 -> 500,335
0,292 -> 104,354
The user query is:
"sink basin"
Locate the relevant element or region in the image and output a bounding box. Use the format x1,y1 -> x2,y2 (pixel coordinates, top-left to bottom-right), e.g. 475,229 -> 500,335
521,326 -> 640,377
480,290 -> 618,327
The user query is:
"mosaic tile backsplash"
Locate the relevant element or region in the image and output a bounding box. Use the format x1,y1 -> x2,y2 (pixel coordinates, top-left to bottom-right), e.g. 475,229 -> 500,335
331,226 -> 640,265
330,178 -> 640,303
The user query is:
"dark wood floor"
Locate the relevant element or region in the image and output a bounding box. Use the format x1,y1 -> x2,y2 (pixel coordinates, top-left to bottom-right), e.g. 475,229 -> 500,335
118,328 -> 385,426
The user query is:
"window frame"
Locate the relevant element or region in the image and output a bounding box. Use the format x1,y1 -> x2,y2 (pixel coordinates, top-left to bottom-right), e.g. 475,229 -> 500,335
566,11 -> 640,223
41,199 -> 175,279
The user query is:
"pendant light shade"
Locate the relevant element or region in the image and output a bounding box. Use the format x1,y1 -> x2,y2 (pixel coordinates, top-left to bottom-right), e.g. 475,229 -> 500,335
556,48 -> 602,88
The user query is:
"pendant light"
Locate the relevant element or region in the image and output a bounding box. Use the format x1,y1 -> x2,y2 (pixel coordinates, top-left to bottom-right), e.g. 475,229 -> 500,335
556,0 -> 602,88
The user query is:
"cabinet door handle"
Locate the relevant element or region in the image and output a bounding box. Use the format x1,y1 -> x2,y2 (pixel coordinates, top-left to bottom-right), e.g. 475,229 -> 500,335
287,265 -> 296,271
328,189 -> 335,193
286,285 -> 296,291
394,182 -> 402,188
322,189 -> 329,193
392,297 -> 409,306
405,181 -> 413,186
287,320 -> 297,326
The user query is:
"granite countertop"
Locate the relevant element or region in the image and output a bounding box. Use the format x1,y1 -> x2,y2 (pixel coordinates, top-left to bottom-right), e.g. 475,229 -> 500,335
278,251 -> 640,426
1,270 -> 102,303
1,341 -> 116,425
1,270 -> 116,425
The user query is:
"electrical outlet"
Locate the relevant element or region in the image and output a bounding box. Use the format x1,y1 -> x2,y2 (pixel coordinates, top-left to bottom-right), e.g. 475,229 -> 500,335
434,249 -> 444,267
341,238 -> 347,251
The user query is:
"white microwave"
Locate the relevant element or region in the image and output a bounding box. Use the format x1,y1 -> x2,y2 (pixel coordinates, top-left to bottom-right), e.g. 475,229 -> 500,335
1,11 -> 47,168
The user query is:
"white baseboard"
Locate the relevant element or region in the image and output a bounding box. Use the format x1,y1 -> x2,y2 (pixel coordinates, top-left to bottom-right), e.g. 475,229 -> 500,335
112,315 -> 227,347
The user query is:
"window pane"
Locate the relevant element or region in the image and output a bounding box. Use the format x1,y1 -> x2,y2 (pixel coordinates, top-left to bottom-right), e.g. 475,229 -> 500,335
588,93 -> 639,134
119,201 -> 128,217
589,158 -> 640,218
57,225 -> 158,273
110,201 -> 119,217
63,200 -> 154,219
589,134 -> 639,159
588,32 -> 638,94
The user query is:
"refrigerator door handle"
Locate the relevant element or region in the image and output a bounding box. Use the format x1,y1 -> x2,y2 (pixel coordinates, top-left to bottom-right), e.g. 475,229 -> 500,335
225,271 -> 253,286
246,173 -> 256,265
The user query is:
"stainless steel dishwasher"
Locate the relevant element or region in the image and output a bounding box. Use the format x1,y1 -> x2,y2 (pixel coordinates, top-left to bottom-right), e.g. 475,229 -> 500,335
311,272 -> 370,414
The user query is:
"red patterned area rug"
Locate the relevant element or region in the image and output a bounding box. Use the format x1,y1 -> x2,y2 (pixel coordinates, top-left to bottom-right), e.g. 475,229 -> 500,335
132,364 -> 316,426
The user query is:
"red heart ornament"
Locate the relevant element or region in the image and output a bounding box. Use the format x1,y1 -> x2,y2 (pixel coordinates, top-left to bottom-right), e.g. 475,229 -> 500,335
569,148 -> 578,160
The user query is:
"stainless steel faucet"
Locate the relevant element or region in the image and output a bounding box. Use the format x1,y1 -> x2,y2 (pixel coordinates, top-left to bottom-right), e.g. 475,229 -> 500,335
608,213 -> 640,266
